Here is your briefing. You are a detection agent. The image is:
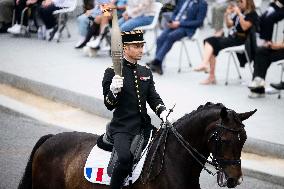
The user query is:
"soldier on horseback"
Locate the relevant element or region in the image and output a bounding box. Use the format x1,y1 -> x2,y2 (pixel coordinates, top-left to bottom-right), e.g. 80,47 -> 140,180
102,30 -> 173,189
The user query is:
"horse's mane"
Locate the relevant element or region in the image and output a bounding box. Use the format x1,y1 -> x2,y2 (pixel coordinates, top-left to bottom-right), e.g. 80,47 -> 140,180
173,102 -> 225,128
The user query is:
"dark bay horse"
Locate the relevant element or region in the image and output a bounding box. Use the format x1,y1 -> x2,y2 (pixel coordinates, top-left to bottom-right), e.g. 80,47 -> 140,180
18,103 -> 256,189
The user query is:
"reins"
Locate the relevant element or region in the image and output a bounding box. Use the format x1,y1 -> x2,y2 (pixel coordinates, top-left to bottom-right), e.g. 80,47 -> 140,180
169,123 -> 219,175
141,121 -> 244,183
140,126 -> 169,184
169,121 -> 244,176
140,106 -> 244,184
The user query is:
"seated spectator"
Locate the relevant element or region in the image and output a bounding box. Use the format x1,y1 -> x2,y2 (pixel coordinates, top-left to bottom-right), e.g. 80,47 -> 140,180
248,40 -> 284,98
76,4 -> 103,48
0,0 -> 14,33
147,0 -> 208,75
75,0 -> 127,48
259,0 -> 284,45
194,0 -> 258,84
7,0 -> 39,34
118,0 -> 156,31
38,0 -> 72,40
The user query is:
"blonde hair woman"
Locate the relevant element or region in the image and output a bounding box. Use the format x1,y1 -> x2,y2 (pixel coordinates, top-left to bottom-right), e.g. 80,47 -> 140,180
194,0 -> 258,85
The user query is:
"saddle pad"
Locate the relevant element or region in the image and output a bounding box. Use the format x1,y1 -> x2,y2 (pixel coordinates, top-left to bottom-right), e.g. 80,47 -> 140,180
84,134 -> 151,186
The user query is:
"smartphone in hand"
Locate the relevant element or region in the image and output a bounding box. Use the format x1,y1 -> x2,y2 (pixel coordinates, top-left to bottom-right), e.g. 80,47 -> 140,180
163,12 -> 172,23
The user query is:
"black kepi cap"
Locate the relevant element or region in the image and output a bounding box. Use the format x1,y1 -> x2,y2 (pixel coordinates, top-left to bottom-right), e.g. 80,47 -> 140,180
121,30 -> 145,44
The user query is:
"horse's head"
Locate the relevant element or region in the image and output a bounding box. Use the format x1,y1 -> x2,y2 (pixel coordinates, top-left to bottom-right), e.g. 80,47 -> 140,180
206,107 -> 257,188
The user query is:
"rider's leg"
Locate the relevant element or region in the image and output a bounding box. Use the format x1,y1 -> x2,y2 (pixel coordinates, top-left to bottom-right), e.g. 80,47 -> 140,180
110,133 -> 134,189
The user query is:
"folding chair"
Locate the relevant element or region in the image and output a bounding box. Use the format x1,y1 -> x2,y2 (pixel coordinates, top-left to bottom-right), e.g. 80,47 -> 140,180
221,26 -> 257,85
177,28 -> 202,73
11,4 -> 39,36
271,29 -> 284,99
221,44 -> 253,85
134,2 -> 163,55
273,23 -> 279,42
254,0 -> 262,14
52,0 -> 77,42
273,60 -> 284,99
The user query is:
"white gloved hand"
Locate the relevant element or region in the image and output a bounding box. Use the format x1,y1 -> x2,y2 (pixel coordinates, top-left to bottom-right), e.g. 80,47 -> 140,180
110,75 -> 124,95
160,109 -> 174,128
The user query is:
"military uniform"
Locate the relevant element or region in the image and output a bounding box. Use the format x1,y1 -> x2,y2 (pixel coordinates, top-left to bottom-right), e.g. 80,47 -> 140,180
103,30 -> 167,189
102,59 -> 166,136
103,60 -> 166,189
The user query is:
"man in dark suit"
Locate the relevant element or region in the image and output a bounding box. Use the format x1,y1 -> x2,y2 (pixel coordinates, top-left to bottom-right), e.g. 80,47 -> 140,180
102,30 -> 173,189
147,0 -> 207,75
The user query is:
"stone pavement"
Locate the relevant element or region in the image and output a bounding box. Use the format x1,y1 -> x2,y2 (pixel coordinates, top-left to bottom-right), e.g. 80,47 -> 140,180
0,19 -> 284,185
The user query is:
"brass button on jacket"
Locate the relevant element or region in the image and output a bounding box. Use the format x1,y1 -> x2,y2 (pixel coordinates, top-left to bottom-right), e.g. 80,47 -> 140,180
102,59 -> 166,135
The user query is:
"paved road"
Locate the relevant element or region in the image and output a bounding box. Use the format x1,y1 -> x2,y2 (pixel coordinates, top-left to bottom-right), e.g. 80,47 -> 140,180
0,107 -> 283,189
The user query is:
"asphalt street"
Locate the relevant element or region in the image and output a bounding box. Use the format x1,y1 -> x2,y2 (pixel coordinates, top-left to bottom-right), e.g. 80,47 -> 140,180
0,106 -> 283,189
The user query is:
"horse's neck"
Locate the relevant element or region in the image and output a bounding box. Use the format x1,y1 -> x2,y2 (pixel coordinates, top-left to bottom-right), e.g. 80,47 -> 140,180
177,113 -> 218,150
165,114 -> 218,179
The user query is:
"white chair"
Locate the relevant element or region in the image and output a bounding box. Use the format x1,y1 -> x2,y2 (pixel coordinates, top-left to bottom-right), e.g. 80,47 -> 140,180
268,28 -> 284,98
273,23 -> 279,42
221,45 -> 253,85
134,2 -> 163,55
178,28 -> 202,73
10,5 -> 38,36
52,0 -> 77,42
274,60 -> 284,99
254,0 -> 262,14
272,20 -> 284,42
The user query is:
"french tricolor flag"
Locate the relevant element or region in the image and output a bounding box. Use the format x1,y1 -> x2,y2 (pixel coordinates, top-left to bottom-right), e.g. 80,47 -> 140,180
85,167 -> 104,182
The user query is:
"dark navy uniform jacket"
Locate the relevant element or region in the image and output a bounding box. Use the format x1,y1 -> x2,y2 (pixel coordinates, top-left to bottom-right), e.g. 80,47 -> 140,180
102,59 -> 166,136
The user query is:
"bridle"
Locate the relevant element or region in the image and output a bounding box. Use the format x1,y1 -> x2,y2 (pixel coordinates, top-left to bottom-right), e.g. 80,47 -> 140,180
209,123 -> 244,169
142,119 -> 245,184
170,120 -> 244,174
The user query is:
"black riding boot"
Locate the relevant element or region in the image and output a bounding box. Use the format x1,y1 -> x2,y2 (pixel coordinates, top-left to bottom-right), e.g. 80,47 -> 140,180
110,163 -> 131,189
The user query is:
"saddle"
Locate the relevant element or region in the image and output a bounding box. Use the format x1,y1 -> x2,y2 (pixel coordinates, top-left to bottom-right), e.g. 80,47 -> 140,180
96,123 -> 148,177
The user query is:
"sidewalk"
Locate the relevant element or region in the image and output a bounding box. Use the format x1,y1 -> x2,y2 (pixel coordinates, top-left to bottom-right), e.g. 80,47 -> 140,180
0,19 -> 284,177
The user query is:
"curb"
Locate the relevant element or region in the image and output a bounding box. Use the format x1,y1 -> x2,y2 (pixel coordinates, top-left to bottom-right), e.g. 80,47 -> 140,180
244,138 -> 284,159
242,167 -> 284,187
0,104 -> 71,132
1,70 -> 284,159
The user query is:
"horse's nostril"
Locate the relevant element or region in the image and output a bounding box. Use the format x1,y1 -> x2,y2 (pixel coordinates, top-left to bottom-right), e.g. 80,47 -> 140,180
227,177 -> 237,188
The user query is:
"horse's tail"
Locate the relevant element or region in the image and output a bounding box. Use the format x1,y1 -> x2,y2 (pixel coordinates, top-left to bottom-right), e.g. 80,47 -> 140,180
18,134 -> 54,189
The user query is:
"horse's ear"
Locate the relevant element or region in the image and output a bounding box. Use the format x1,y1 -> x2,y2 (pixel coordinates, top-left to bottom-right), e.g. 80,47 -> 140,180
220,107 -> 228,119
238,109 -> 257,121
